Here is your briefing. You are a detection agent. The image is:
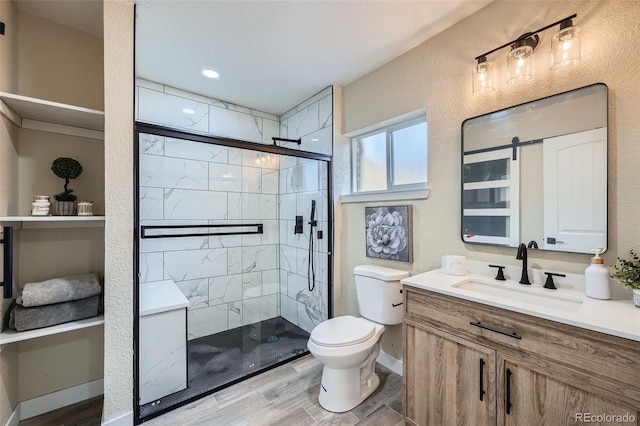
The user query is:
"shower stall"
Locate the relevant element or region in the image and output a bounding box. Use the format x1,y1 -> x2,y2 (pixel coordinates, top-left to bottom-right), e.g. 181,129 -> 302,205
133,124 -> 332,422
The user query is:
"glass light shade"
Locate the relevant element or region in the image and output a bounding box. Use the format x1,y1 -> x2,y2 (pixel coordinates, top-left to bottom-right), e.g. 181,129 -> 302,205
473,60 -> 495,94
551,25 -> 581,69
507,45 -> 533,84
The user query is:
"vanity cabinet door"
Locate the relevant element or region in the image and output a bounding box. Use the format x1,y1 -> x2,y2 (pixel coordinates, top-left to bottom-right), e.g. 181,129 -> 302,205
404,319 -> 496,426
499,357 -> 640,426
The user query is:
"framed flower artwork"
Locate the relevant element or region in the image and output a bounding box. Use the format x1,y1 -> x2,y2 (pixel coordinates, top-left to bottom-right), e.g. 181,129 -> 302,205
365,205 -> 411,262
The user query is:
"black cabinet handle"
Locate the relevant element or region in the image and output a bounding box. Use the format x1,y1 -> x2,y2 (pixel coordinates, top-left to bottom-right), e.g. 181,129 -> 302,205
505,368 -> 512,415
0,226 -> 13,299
392,302 -> 403,307
470,321 -> 521,339
479,358 -> 486,401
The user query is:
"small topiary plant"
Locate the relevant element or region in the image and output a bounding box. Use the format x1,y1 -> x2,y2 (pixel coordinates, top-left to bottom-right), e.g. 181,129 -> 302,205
51,157 -> 83,202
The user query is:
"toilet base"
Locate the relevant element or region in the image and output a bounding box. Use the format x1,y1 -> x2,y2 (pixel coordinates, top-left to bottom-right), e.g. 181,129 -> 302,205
317,365 -> 380,412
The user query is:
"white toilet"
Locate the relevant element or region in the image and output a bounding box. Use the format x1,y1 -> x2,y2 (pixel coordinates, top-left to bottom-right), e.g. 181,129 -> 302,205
307,265 -> 409,412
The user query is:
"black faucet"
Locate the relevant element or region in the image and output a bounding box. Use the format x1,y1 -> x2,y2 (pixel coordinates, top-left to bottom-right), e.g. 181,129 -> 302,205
516,243 -> 530,285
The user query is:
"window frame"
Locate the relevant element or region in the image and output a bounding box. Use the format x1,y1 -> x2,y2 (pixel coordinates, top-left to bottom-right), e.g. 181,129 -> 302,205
351,117 -> 428,194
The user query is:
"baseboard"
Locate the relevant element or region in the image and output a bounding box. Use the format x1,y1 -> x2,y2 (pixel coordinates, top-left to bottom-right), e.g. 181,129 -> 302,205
376,350 -> 403,376
102,409 -> 134,426
4,406 -> 20,426
19,378 -> 104,421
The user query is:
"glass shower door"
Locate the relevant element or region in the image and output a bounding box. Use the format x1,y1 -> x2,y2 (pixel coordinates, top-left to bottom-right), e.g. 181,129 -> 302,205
135,127 -> 330,422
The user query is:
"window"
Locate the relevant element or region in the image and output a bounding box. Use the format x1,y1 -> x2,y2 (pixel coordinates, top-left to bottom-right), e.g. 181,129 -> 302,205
352,118 -> 427,193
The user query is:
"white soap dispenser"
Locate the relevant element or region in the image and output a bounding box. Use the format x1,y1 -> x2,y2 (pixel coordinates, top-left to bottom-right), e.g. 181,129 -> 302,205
585,248 -> 610,300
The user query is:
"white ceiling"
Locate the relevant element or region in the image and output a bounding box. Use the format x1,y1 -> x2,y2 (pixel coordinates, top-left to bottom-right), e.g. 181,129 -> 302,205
15,0 -> 492,115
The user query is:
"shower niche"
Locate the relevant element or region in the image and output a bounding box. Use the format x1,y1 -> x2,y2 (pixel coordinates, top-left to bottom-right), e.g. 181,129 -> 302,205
134,125 -> 331,420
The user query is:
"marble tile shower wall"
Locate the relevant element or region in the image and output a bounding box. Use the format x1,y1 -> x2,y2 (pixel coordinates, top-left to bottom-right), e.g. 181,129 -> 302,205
279,86 -> 333,156
136,79 -> 332,156
136,79 -> 333,338
138,132 -> 281,340
277,88 -> 333,334
136,79 -> 280,145
278,157 -> 330,334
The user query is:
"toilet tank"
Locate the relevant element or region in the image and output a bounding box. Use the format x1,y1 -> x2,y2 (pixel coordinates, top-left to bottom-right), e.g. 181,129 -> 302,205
354,265 -> 409,325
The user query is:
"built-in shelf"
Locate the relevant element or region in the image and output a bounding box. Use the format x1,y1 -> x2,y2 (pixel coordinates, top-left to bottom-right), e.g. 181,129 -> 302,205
0,216 -> 105,229
0,315 -> 104,346
0,92 -> 104,140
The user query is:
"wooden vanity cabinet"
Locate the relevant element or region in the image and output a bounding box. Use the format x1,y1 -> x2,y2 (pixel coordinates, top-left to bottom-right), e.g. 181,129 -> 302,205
499,357 -> 638,426
403,286 -> 640,426
405,319 -> 496,425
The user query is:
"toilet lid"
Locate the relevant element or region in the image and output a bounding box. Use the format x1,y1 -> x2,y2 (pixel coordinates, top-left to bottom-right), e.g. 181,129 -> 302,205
310,315 -> 375,347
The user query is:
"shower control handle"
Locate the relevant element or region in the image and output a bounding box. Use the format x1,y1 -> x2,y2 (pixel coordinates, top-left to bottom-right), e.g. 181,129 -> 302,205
294,216 -> 303,234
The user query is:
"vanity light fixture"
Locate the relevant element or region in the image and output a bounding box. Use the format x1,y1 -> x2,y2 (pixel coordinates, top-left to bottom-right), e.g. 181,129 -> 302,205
551,18 -> 581,69
472,55 -> 495,94
473,14 -> 578,92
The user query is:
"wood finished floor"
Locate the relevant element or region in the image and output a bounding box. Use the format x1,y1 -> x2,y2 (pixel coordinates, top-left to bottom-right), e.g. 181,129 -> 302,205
145,355 -> 404,426
19,355 -> 403,426
18,395 -> 103,426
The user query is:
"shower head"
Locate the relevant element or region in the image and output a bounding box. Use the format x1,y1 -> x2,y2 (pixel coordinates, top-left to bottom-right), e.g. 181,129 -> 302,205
309,200 -> 317,227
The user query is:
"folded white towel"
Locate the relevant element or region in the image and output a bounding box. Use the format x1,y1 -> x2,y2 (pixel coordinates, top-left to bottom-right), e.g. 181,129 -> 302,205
17,273 -> 102,307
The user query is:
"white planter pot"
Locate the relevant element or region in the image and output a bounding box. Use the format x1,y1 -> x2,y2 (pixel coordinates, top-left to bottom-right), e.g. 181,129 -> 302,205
633,289 -> 640,308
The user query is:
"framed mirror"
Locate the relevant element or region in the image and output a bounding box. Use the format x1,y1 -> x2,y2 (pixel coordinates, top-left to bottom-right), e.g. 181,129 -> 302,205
461,83 -> 608,254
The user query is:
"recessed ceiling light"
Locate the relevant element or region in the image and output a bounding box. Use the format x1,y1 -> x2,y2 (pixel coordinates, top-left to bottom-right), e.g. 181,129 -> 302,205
202,69 -> 220,79
311,138 -> 319,142
182,108 -> 195,114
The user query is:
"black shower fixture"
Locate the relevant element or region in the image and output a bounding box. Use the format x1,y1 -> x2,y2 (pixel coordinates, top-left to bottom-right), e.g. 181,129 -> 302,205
272,137 -> 301,147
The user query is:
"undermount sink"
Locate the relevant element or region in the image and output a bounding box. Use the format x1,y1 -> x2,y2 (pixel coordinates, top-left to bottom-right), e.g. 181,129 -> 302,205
452,279 -> 584,313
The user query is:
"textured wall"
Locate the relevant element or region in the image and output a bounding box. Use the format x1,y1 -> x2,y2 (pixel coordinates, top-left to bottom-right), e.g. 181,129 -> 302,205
18,328 -> 104,401
17,130 -> 105,216
0,2 -> 36,424
103,0 -> 134,424
340,0 -> 640,360
0,1 -> 18,94
18,11 -> 104,110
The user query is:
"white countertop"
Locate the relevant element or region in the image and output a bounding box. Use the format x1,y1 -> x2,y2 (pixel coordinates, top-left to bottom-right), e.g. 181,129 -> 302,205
402,267 -> 640,342
140,280 -> 189,316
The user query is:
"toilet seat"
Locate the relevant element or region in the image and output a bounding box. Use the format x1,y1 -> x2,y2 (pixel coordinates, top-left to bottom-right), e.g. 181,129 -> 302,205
310,315 -> 375,347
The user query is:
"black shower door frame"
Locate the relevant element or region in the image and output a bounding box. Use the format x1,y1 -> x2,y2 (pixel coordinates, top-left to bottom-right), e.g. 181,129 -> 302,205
132,122 -> 333,424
